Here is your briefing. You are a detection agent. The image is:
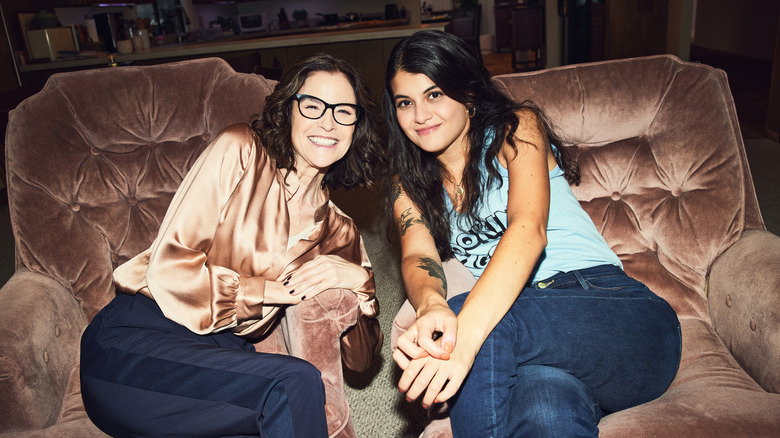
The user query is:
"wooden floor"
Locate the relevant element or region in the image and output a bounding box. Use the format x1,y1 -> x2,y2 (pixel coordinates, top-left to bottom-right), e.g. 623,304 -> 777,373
483,51 -> 516,77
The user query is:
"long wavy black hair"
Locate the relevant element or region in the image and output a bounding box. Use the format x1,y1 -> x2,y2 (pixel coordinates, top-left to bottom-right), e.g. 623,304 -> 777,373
253,52 -> 386,189
382,31 -> 579,260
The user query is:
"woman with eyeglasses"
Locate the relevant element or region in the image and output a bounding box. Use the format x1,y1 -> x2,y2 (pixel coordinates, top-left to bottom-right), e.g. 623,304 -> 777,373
79,53 -> 385,438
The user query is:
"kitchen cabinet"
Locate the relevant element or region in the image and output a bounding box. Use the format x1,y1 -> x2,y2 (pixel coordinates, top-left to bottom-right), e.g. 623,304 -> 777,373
494,0 -> 524,53
511,5 -> 545,71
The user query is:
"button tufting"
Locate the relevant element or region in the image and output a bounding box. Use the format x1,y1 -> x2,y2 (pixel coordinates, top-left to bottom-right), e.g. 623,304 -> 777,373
611,192 -> 621,201
69,202 -> 80,212
327,310 -> 339,320
128,196 -> 138,206
111,253 -> 119,263
90,147 -> 100,156
725,295 -> 732,307
672,187 -> 682,197
750,318 -> 756,331
202,132 -> 210,141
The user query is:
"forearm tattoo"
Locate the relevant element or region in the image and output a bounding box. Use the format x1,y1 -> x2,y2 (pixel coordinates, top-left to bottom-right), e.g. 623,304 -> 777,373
417,257 -> 448,293
396,208 -> 429,236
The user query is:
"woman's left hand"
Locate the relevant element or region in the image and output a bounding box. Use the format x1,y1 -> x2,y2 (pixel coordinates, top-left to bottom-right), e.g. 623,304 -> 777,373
396,341 -> 478,409
285,255 -> 369,300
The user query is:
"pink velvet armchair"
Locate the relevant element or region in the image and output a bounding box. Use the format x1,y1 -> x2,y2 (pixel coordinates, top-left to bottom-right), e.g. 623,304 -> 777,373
1,58 -> 363,437
392,55 -> 780,436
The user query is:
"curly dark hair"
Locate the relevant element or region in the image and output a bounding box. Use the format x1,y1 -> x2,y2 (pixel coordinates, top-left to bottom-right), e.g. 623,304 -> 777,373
382,31 -> 579,260
252,52 -> 386,189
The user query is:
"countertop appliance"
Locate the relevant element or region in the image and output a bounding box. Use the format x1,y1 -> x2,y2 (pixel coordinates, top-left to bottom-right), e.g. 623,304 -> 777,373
234,13 -> 268,34
26,27 -> 76,60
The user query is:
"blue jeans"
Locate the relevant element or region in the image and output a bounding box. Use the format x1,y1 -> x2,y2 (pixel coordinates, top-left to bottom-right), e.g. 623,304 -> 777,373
447,264 -> 681,438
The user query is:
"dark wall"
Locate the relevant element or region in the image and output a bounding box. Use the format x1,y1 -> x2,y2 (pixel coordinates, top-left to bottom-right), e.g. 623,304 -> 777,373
695,0 -> 779,61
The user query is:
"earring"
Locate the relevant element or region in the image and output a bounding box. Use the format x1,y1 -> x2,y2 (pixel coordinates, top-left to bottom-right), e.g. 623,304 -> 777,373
467,107 -> 476,118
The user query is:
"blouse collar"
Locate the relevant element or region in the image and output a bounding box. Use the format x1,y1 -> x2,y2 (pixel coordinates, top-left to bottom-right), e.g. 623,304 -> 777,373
276,166 -> 331,223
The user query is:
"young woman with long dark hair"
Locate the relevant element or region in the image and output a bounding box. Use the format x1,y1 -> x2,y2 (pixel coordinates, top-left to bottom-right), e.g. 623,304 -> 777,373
384,30 -> 681,437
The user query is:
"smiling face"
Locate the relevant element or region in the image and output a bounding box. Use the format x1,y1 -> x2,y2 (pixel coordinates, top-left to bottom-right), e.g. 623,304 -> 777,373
290,71 -> 357,176
390,70 -> 470,161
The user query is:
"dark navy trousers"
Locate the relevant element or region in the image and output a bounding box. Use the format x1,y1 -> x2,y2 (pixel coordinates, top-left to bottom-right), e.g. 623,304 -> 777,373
80,293 -> 328,438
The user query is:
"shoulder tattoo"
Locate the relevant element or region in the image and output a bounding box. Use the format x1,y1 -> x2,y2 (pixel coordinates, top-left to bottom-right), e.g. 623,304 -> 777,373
390,179 -> 403,204
417,257 -> 448,293
397,208 -> 430,236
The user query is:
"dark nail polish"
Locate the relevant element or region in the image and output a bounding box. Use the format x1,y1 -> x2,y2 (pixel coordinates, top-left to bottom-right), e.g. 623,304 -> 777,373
283,280 -> 289,286
289,290 -> 295,294
301,295 -> 306,301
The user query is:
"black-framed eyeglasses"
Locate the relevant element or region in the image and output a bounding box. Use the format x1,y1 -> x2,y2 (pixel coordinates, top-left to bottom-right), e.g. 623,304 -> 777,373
292,94 -> 363,126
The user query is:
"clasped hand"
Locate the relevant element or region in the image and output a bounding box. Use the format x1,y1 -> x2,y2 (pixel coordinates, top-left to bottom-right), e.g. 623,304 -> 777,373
393,302 -> 475,409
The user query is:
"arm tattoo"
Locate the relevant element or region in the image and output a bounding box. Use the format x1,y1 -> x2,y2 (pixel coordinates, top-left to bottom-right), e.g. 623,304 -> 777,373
417,257 -> 448,293
396,208 -> 416,235
390,179 -> 402,204
396,208 -> 430,236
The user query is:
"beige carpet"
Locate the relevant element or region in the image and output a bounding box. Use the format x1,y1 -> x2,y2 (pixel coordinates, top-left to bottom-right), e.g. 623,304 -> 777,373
328,185 -> 429,438
344,227 -> 429,438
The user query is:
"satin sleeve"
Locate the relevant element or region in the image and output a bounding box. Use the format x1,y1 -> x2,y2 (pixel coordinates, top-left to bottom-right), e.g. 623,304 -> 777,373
354,235 -> 379,318
143,125 -> 261,334
323,209 -> 379,318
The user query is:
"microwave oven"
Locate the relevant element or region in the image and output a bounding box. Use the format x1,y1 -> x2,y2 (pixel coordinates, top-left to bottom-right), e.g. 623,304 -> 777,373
234,13 -> 268,34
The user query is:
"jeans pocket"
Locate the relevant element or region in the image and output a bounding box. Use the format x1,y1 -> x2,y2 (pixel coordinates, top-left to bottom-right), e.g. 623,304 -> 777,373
532,278 -> 579,290
582,274 -> 643,291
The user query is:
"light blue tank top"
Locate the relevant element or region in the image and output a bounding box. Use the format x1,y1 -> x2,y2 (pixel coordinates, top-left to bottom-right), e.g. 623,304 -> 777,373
446,143 -> 622,283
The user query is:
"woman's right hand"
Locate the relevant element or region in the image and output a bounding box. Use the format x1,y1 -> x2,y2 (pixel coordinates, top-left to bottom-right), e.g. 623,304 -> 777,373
394,299 -> 458,364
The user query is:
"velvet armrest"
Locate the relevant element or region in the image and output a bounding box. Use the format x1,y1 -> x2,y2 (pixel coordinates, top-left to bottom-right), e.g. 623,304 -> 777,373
708,229 -> 780,393
281,288 -> 360,438
282,287 -> 360,366
0,269 -> 86,433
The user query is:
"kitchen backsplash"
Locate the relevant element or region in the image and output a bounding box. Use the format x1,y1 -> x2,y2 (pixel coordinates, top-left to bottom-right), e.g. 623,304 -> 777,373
233,0 -> 417,22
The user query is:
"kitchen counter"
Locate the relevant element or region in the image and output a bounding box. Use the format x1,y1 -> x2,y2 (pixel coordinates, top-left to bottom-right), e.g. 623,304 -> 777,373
18,21 -> 448,73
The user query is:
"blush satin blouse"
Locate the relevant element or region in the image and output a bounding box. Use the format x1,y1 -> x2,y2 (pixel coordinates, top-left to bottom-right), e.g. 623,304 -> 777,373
113,123 -> 377,339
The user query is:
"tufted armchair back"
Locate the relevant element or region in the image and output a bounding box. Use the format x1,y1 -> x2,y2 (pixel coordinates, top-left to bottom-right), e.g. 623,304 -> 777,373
493,54 -> 763,320
6,58 -> 274,321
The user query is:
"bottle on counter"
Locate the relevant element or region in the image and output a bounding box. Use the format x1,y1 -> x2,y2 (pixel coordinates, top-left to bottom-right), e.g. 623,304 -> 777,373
278,8 -> 290,30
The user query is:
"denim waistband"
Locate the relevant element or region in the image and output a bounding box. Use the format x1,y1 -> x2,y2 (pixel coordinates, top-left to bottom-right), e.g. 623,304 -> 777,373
533,264 -> 624,289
